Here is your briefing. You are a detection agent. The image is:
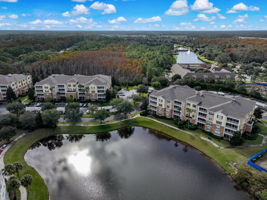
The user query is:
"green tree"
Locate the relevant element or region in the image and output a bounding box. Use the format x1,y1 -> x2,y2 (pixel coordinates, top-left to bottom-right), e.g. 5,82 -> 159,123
7,176 -> 21,199
20,174 -> 33,188
113,99 -> 134,117
41,102 -> 56,111
13,162 -> 23,177
137,85 -> 148,93
151,81 -> 161,90
172,74 -> 181,82
88,104 -> 98,115
0,126 -> 16,142
19,112 -> 37,130
0,114 -> 18,128
3,164 -> 15,176
230,132 -> 244,146
7,102 -> 25,116
27,88 -> 35,101
6,86 -> 16,102
253,107 -> 263,119
93,109 -> 110,123
64,102 -> 82,122
41,109 -> 60,128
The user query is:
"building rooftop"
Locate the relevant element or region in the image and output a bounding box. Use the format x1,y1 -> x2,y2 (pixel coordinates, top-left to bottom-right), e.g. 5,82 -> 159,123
151,85 -> 256,119
35,74 -> 111,86
176,51 -> 204,65
0,74 -> 30,85
151,85 -> 196,102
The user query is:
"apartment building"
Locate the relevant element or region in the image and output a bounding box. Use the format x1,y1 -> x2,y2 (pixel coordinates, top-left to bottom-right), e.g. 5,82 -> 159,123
0,74 -> 32,100
149,85 -> 256,139
35,74 -> 112,101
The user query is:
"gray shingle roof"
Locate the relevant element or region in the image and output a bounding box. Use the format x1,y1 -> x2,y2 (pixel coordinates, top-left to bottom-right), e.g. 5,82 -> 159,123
151,85 -> 196,102
210,97 -> 256,119
0,74 -> 29,85
151,85 -> 256,119
35,74 -> 111,86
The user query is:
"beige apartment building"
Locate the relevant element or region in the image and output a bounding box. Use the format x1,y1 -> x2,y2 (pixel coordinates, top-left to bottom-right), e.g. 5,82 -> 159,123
35,74 -> 112,101
0,74 -> 32,100
149,85 -> 256,139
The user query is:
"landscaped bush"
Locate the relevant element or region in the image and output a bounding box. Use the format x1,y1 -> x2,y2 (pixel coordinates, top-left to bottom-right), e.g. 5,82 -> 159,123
174,118 -> 186,129
185,122 -> 198,130
140,110 -> 149,116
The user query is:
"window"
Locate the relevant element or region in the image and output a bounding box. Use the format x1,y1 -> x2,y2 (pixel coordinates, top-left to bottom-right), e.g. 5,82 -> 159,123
217,115 -> 223,120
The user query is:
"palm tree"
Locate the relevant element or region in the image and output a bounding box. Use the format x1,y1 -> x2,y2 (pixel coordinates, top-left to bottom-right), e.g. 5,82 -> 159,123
7,176 -> 21,199
2,164 -> 15,176
21,174 -> 33,188
13,162 -> 23,177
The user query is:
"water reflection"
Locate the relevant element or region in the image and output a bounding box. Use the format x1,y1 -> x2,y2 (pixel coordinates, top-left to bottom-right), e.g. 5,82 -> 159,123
67,149 -> 92,176
25,127 -> 249,200
96,132 -> 111,142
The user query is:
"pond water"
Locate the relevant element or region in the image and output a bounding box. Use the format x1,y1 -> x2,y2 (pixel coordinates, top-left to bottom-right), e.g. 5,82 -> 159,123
25,127 -> 249,200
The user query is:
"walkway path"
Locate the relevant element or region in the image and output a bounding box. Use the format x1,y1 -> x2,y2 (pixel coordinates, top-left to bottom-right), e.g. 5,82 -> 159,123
0,134 -> 27,200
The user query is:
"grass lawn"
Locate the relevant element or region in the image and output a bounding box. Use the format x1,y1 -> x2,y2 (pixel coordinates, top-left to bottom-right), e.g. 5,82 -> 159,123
4,117 -> 263,200
17,96 -> 32,103
258,122 -> 267,136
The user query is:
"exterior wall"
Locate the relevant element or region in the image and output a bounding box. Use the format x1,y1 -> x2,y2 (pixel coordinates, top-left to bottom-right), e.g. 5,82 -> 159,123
35,82 -> 109,101
149,94 -> 254,139
0,75 -> 32,101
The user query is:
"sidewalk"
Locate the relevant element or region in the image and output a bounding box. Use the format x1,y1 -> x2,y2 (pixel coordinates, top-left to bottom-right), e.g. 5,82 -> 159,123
0,134 -> 27,200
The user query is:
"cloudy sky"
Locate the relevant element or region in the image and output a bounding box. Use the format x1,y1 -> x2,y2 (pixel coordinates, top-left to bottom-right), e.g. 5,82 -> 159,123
0,0 -> 266,30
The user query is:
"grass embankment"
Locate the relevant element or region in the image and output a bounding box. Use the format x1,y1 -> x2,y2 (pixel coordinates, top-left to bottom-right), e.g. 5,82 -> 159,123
4,117 -> 264,200
197,54 -> 221,66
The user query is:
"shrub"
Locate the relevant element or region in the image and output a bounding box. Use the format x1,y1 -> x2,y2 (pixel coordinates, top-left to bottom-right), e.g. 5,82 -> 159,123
140,110 -> 149,116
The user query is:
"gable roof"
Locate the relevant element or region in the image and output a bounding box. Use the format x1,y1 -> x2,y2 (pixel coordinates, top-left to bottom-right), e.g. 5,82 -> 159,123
0,74 -> 29,85
35,74 -> 111,87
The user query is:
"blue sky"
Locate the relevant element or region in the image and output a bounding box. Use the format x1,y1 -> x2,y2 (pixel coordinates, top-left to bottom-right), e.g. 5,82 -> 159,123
0,0 -> 266,30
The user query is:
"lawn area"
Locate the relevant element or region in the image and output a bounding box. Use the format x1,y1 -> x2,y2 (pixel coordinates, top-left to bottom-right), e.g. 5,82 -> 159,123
258,122 -> 267,136
16,96 -> 32,103
4,116 -> 262,200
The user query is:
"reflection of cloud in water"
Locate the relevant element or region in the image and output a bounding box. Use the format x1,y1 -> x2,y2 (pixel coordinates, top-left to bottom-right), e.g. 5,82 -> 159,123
25,127 -> 249,200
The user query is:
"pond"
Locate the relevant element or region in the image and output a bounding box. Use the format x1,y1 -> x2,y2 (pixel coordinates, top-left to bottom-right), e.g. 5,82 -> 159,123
25,127 -> 249,200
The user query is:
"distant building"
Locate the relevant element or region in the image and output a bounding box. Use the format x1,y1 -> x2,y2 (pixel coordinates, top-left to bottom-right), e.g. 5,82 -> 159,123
0,74 -> 32,101
171,64 -> 235,80
35,74 -> 112,101
149,85 -> 256,139
117,89 -> 138,101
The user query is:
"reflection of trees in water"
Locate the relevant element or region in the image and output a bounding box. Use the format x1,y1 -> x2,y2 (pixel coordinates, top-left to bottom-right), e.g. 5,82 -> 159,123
183,145 -> 188,153
174,142 -> 179,148
96,132 -> 111,142
30,135 -> 65,151
66,135 -> 84,143
117,127 -> 135,139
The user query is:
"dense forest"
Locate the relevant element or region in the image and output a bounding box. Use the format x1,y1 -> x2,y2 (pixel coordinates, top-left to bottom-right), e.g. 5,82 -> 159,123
0,31 -> 267,85
179,37 -> 267,81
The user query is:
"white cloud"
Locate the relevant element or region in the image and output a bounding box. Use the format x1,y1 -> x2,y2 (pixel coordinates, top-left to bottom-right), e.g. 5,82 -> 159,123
90,2 -> 116,14
228,3 -> 259,13
134,16 -> 161,24
69,17 -> 98,28
0,0 -> 17,2
179,22 -> 195,29
191,0 -> 213,11
217,13 -> 226,20
0,15 -> 6,20
0,23 -> 10,27
72,0 -> 86,2
220,25 -> 226,29
44,19 -> 63,25
9,14 -> 18,19
165,0 -> 189,16
21,13 -> 31,17
202,7 -> 220,13
194,13 -> 215,22
29,19 -> 42,25
108,16 -> 127,24
62,4 -> 89,17
234,14 -> 248,23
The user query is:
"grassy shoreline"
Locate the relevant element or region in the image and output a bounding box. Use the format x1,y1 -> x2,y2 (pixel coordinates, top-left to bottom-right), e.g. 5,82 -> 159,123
4,117 -> 264,200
